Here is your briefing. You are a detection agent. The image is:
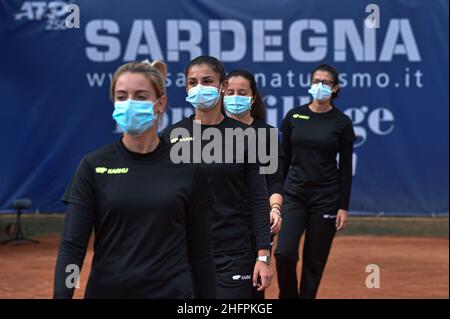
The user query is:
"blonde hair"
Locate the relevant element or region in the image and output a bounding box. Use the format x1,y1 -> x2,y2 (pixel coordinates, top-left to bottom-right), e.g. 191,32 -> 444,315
110,59 -> 167,101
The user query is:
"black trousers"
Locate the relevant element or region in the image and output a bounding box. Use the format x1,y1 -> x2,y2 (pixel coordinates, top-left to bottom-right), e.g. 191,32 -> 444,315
274,191 -> 339,299
214,251 -> 254,299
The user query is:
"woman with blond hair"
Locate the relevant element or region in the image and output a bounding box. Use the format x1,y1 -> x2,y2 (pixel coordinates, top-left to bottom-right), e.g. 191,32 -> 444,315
53,60 -> 216,299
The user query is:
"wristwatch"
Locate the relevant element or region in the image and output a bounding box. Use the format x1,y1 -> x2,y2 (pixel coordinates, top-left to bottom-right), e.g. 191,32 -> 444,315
256,255 -> 271,265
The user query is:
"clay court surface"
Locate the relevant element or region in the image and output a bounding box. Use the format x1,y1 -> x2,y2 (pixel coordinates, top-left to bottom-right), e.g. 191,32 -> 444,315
0,234 -> 448,299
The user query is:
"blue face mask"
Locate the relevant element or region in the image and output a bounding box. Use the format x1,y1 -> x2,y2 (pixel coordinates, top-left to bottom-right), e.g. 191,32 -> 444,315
224,95 -> 252,115
112,99 -> 157,135
186,85 -> 220,110
308,82 -> 333,101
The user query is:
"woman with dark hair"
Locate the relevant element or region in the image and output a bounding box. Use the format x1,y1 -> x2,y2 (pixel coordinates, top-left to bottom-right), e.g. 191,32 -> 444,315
53,60 -> 216,299
162,56 -> 273,299
275,64 -> 356,299
223,69 -> 283,299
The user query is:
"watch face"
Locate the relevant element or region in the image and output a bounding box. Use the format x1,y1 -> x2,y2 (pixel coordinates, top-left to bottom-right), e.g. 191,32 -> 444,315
258,256 -> 271,264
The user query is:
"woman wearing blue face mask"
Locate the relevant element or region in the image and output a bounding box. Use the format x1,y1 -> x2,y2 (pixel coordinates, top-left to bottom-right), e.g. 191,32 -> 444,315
275,64 -> 356,299
162,56 -> 273,299
53,60 -> 216,299
223,70 -> 284,299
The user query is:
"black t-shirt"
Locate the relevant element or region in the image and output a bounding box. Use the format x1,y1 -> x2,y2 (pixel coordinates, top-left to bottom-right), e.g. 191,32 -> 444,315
161,115 -> 271,255
54,138 -> 216,299
281,104 -> 356,210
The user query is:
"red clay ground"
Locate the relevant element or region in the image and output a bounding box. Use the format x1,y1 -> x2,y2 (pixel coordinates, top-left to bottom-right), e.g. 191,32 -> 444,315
0,235 -> 448,299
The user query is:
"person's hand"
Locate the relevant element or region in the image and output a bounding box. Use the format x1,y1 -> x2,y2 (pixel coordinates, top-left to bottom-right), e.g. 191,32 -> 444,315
253,260 -> 273,291
270,209 -> 282,234
336,209 -> 348,231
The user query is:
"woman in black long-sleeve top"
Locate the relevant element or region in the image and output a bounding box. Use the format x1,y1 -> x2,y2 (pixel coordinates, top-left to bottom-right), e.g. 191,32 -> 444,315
222,69 -> 283,299
162,56 -> 272,299
275,64 -> 356,299
53,60 -> 216,299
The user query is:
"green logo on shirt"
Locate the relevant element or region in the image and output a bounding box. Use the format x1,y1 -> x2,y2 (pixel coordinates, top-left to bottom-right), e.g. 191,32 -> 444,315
293,114 -> 310,120
95,167 -> 129,175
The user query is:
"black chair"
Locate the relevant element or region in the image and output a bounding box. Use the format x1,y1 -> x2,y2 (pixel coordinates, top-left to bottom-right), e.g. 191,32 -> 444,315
1,198 -> 39,245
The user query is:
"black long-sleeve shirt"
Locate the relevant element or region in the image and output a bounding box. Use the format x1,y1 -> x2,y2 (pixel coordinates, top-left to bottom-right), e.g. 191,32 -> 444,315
251,119 -> 284,197
243,119 -> 284,231
54,138 -> 216,299
161,115 -> 271,255
281,104 -> 356,210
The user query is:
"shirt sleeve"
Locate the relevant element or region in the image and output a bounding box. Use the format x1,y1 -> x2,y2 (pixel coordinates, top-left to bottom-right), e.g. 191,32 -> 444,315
262,127 -> 284,196
338,121 -> 356,210
53,157 -> 95,299
186,165 -> 217,299
62,156 -> 96,209
280,110 -> 293,181
245,160 -> 271,251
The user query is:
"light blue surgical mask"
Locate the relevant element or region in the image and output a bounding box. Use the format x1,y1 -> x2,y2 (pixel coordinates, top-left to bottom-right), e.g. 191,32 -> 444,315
224,95 -> 252,115
186,85 -> 220,110
308,82 -> 333,101
112,99 -> 157,135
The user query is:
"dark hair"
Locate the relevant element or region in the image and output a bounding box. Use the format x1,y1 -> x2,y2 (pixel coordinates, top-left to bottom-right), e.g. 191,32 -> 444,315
225,70 -> 266,121
185,55 -> 226,83
311,63 -> 340,101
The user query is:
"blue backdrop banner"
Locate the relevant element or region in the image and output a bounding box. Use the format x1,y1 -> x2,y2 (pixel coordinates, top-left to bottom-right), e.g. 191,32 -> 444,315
0,0 -> 448,215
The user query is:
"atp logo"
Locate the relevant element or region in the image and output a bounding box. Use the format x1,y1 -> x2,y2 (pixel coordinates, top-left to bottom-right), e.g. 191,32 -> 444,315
14,1 -> 79,30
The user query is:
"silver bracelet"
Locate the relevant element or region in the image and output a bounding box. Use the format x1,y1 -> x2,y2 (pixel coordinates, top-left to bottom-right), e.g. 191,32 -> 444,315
270,208 -> 281,216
